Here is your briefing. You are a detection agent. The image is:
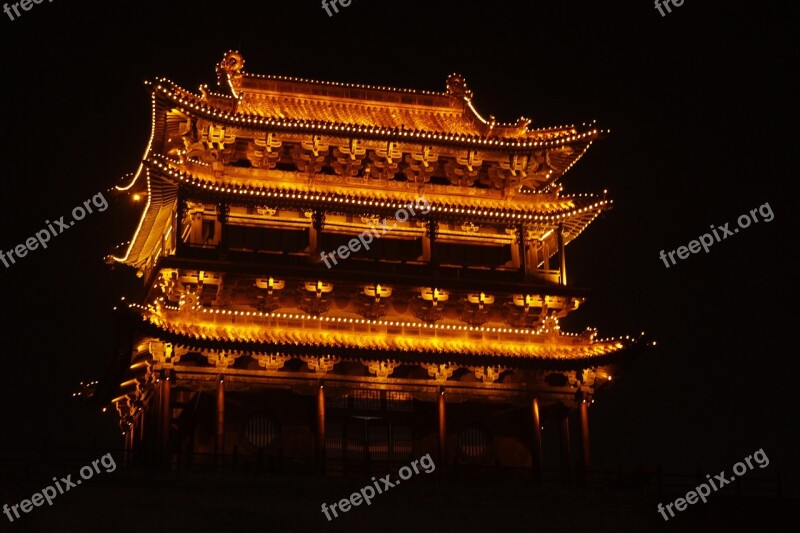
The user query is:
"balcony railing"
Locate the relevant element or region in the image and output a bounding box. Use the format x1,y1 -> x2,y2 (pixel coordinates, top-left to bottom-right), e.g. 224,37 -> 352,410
529,269 -> 561,284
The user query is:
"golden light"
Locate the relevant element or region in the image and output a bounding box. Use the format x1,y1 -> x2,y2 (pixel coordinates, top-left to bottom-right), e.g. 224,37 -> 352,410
468,292 -> 495,305
103,55 -> 645,474
421,287 -> 449,304
364,284 -> 392,300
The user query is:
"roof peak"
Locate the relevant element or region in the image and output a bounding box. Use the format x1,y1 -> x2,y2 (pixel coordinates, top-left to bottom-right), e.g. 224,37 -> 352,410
213,51 -> 546,135
216,50 -> 453,99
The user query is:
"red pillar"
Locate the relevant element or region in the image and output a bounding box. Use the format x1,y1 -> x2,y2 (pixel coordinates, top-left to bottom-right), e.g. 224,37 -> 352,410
123,425 -> 132,467
216,377 -> 225,464
579,401 -> 591,482
560,412 -> 571,480
438,388 -> 446,467
161,374 -> 171,467
531,397 -> 543,483
317,383 -> 326,472
138,408 -> 145,444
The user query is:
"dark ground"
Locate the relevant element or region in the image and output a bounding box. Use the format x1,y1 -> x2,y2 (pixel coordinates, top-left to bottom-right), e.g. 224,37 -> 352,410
1,467 -> 795,533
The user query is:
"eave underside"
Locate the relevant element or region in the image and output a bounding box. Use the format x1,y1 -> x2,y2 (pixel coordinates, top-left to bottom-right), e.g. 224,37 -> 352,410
146,157 -> 606,231
127,307 -> 636,370
118,170 -> 177,270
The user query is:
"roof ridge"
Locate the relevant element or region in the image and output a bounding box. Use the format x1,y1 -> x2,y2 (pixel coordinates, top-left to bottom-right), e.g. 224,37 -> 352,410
244,71 -> 451,97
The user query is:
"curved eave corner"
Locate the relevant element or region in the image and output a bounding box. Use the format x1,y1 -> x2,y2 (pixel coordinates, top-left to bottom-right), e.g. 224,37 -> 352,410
107,170 -> 177,270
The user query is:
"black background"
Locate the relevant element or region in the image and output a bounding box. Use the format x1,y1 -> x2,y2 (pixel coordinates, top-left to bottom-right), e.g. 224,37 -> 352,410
0,0 -> 797,512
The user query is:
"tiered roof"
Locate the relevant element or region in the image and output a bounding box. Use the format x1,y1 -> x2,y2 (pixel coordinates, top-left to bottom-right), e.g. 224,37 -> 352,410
213,50 -> 603,147
111,52 -> 611,270
125,304 -> 644,370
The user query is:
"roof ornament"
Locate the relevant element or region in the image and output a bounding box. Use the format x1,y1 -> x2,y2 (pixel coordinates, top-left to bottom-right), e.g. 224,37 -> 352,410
445,73 -> 473,101
216,50 -> 245,97
514,116 -> 532,134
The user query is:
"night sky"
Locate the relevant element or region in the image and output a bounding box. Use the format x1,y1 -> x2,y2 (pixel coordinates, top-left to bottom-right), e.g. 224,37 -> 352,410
0,0 -> 797,502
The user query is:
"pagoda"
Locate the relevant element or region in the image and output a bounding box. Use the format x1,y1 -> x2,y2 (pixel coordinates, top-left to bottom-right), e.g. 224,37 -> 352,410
102,51 -> 647,479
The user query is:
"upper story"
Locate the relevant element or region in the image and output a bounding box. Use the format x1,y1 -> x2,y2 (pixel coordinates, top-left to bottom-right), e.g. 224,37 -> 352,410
109,52 -> 612,292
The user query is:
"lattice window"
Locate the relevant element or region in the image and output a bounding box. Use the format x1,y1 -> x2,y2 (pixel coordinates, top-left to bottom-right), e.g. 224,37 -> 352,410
368,424 -> 389,461
386,391 -> 414,412
325,421 -> 343,458
346,422 -> 365,456
392,425 -> 413,460
353,390 -> 381,410
459,426 -> 489,458
243,415 -> 279,448
327,393 -> 349,409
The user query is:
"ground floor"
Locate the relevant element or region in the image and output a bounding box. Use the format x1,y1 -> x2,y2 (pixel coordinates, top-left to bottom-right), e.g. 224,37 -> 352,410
124,375 -> 592,483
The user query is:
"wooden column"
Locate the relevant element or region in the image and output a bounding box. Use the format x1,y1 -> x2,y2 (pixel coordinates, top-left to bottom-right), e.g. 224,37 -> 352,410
437,388 -> 446,467
309,225 -> 319,261
138,408 -> 145,443
160,375 -> 171,467
557,223 -> 567,285
342,419 -> 349,475
426,220 -> 439,266
542,239 -> 549,270
123,425 -> 131,467
528,240 -> 539,275
311,211 -> 325,263
560,412 -> 571,480
136,407 -> 146,466
317,383 -> 326,472
216,377 -> 225,463
175,192 -> 186,252
129,425 -> 136,464
153,380 -> 162,468
531,397 -> 543,483
190,212 -> 204,245
579,401 -> 591,480
216,203 -> 229,251
516,225 -> 527,275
